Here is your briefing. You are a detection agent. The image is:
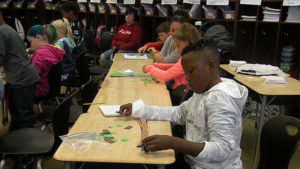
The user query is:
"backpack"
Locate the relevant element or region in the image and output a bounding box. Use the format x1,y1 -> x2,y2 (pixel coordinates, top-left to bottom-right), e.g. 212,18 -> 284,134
200,22 -> 235,64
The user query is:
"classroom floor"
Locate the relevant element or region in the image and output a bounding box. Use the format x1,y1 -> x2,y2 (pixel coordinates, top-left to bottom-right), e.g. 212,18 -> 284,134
1,118 -> 300,169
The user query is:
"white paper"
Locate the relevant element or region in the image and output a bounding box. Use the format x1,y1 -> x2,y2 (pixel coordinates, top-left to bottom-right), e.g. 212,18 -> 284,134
106,0 -> 117,4
99,105 -> 121,117
141,0 -> 153,4
240,0 -> 262,5
124,53 -> 148,60
283,0 -> 300,6
90,0 -> 101,3
161,0 -> 177,5
206,0 -> 229,6
183,0 -> 200,4
77,0 -> 87,3
124,0 -> 135,4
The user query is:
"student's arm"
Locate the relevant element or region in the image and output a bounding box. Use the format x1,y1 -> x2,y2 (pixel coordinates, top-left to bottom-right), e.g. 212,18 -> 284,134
119,98 -> 190,125
119,26 -> 143,50
153,53 -> 165,63
142,92 -> 241,161
31,53 -> 46,75
0,56 -> 3,66
164,48 -> 181,63
152,62 -> 174,70
145,59 -> 184,82
0,32 -> 6,66
142,135 -> 205,157
145,41 -> 163,51
111,27 -> 120,48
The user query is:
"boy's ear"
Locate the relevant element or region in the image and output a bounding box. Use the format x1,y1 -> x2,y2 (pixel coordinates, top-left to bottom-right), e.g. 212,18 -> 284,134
208,59 -> 217,72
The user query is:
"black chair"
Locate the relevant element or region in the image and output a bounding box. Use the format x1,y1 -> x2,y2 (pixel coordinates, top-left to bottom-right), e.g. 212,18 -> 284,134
61,52 -> 90,88
0,88 -> 79,169
258,115 -> 300,169
99,31 -> 114,52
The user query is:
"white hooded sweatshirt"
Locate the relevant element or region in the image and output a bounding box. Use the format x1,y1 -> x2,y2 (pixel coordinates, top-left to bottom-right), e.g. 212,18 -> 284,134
132,78 -> 248,169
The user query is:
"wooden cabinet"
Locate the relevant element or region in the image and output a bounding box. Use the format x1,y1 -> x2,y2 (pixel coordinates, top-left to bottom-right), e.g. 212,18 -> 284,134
1,0 -> 299,69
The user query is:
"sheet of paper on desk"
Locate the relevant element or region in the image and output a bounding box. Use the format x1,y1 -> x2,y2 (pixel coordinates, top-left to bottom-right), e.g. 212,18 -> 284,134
99,105 -> 121,117
124,53 -> 148,60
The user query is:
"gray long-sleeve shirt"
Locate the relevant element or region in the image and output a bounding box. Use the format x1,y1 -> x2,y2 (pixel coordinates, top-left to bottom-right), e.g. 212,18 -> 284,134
159,36 -> 181,63
132,78 -> 248,169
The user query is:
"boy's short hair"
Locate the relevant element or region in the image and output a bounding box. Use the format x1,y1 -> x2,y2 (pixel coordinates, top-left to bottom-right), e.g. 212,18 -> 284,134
125,7 -> 139,21
174,9 -> 190,18
182,39 -> 220,64
156,22 -> 169,33
60,1 -> 80,16
170,15 -> 188,25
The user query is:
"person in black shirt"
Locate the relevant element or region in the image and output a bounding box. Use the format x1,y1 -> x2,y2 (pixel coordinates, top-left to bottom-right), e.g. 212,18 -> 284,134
60,1 -> 86,56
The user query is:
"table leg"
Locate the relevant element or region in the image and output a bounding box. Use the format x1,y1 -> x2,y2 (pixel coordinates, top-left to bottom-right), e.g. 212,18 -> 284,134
157,165 -> 165,169
253,95 -> 267,169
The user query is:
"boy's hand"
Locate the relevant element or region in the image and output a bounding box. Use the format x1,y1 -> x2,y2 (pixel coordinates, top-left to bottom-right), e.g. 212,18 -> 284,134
138,46 -> 147,53
147,47 -> 156,56
117,103 -> 132,116
142,135 -> 174,152
142,64 -> 151,73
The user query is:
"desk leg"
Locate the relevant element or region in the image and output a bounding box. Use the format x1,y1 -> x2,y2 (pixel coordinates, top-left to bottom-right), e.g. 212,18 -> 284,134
64,162 -> 76,169
253,95 -> 267,169
157,165 -> 165,169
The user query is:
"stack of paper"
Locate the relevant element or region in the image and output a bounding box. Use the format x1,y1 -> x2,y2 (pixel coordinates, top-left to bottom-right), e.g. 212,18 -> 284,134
262,6 -> 280,22
99,105 -> 121,117
229,60 -> 247,67
241,15 -> 256,21
236,64 -> 283,76
124,53 -> 148,60
261,76 -> 287,84
286,6 -> 300,23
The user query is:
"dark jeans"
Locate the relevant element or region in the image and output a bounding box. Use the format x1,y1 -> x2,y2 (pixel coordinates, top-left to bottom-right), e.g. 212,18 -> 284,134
7,83 -> 36,130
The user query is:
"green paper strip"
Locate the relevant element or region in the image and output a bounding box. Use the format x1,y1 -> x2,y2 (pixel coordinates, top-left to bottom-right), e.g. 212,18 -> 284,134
121,138 -> 128,142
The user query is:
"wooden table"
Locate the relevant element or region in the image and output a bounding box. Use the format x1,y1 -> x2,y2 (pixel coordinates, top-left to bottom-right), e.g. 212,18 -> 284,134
54,53 -> 175,165
220,64 -> 300,169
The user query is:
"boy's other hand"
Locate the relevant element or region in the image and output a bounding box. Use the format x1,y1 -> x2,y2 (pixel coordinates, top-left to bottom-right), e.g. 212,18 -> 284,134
138,46 -> 147,53
117,103 -> 132,116
147,47 -> 156,56
142,135 -> 174,152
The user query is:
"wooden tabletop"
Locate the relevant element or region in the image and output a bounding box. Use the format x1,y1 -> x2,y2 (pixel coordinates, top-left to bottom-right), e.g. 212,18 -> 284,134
220,64 -> 300,96
234,75 -> 300,96
54,53 -> 175,164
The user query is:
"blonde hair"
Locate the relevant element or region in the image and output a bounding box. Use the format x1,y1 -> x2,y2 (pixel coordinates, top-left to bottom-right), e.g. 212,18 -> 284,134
174,23 -> 201,44
52,18 -> 75,45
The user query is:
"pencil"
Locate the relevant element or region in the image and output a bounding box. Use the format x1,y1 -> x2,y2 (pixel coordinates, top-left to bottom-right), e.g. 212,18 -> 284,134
82,102 -> 105,106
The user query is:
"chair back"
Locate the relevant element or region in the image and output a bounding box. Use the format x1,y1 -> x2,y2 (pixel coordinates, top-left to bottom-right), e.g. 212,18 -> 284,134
50,88 -> 80,155
258,115 -> 300,169
75,52 -> 90,85
47,62 -> 62,98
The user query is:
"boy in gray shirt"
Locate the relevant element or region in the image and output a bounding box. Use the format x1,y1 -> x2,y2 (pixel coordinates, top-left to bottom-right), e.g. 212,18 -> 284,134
0,10 -> 40,130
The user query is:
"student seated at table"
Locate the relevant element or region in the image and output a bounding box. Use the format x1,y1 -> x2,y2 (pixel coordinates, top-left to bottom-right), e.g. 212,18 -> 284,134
142,23 -> 200,92
148,9 -> 189,63
100,7 -> 143,68
118,40 -> 248,169
138,22 -> 169,53
52,18 -> 78,83
27,24 -> 64,98
60,1 -> 87,56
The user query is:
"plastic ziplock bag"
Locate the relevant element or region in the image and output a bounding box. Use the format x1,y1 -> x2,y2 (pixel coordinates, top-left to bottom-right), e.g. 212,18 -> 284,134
60,132 -> 111,155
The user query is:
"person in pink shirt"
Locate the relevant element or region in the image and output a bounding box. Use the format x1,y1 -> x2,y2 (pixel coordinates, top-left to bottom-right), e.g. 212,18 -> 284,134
27,24 -> 64,98
142,23 -> 201,91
